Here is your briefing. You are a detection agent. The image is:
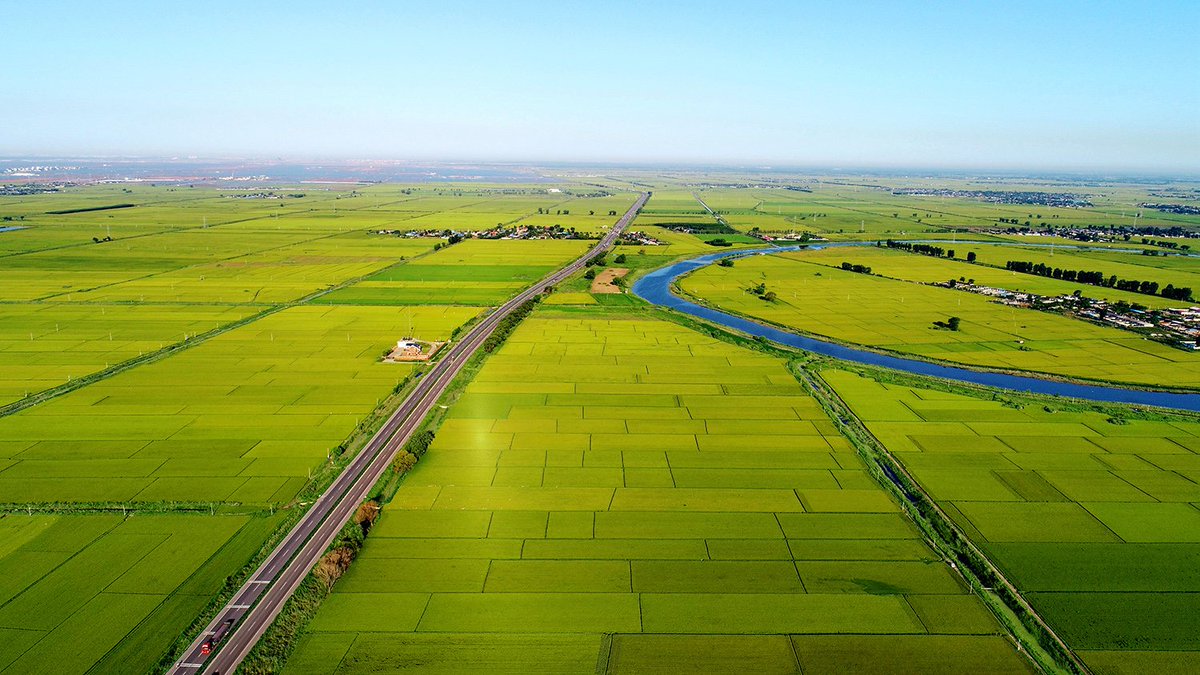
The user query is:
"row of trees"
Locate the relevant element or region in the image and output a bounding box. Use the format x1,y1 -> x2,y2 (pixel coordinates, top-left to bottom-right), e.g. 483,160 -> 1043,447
1004,260 -> 1193,300
883,239 -> 955,259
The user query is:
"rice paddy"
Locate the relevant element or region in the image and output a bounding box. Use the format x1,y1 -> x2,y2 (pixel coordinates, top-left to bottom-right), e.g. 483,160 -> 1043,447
1,177 -> 1196,672
0,512 -> 283,674
284,313 -> 1030,673
0,183 -> 620,672
679,251 -> 1200,388
822,369 -> 1200,673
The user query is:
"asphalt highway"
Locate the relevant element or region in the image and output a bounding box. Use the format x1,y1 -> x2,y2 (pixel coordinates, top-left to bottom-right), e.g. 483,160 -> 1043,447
170,192 -> 649,675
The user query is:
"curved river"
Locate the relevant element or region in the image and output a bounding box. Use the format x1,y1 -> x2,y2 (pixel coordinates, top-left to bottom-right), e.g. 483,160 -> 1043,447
632,246 -> 1200,413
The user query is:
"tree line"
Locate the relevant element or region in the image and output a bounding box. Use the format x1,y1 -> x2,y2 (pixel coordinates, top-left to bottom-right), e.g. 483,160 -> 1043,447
883,239 -> 956,259
1004,260 -> 1193,301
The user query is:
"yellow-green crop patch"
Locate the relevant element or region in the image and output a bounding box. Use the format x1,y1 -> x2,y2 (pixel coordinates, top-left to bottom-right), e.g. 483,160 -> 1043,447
0,305 -> 478,505
0,303 -> 257,406
317,239 -> 591,307
285,313 -> 1029,673
796,245 -> 1190,309
823,369 -> 1200,670
681,252 -> 1200,388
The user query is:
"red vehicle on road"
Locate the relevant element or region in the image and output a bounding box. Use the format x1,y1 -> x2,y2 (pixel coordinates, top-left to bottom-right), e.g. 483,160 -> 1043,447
200,618 -> 236,656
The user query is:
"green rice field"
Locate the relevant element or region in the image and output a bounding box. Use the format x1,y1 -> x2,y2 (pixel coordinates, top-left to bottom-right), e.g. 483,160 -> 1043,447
0,183 -> 621,671
796,245 -> 1192,310
1,176 -> 1196,672
316,239 -> 592,306
0,512 -> 283,674
679,252 -> 1200,388
284,313 -> 1031,673
822,369 -> 1200,674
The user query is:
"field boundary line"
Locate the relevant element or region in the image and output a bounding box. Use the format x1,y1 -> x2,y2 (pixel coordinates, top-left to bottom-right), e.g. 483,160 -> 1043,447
0,242 -> 450,419
795,363 -> 1090,675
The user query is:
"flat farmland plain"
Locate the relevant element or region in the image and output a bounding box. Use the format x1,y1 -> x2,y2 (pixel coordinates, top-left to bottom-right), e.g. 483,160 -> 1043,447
795,245 -> 1190,310
679,252 -> 1200,388
0,305 -> 478,505
285,313 -> 1031,674
0,183 -> 644,672
949,243 -> 1200,297
823,369 -> 1200,674
0,513 -> 282,675
0,303 -> 257,406
316,239 -> 592,307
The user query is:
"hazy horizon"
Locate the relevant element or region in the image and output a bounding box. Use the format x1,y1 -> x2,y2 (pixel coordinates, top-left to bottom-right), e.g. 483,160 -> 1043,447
4,1 -> 1197,173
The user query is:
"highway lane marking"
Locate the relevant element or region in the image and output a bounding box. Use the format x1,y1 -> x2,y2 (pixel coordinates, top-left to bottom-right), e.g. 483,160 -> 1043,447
249,579 -> 269,584
230,604 -> 251,609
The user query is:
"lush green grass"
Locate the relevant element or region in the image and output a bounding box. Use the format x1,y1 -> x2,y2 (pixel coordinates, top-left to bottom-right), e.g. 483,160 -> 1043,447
680,251 -> 1200,388
823,369 -> 1200,672
284,313 -> 1027,673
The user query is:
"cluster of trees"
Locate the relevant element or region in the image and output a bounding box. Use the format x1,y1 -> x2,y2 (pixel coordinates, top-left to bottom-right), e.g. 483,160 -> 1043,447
840,262 -> 872,274
1142,237 -> 1192,251
748,282 -> 777,302
432,233 -> 464,251
1004,260 -> 1193,300
883,239 -> 955,259
933,316 -> 961,331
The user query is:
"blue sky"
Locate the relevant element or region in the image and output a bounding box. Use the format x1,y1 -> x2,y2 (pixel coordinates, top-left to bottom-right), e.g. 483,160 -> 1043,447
3,1 -> 1197,171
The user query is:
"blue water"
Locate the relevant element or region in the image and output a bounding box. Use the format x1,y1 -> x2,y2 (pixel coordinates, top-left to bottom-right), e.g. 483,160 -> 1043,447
0,226 -> 26,233
632,246 -> 1200,412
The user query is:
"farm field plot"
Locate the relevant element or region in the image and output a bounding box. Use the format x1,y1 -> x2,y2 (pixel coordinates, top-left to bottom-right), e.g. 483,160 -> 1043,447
0,228 -> 334,302
0,303 -> 258,406
45,233 -> 436,305
345,187 -> 635,236
0,512 -> 281,675
285,313 -> 1030,673
950,243 -> 1200,297
795,245 -> 1190,310
822,369 -> 1200,674
0,305 -> 478,505
679,252 -> 1200,388
316,239 -> 591,306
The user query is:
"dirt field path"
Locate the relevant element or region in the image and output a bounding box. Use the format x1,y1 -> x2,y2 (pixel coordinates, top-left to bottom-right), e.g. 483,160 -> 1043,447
590,267 -> 629,293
